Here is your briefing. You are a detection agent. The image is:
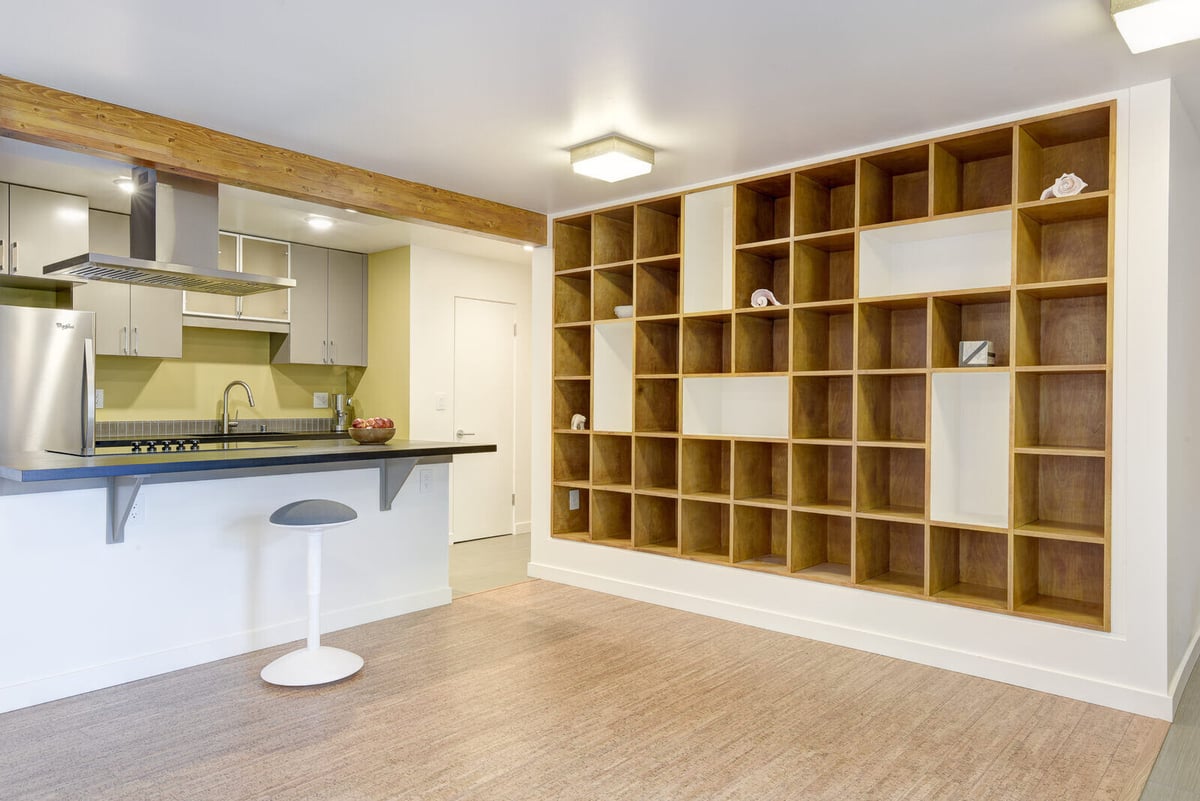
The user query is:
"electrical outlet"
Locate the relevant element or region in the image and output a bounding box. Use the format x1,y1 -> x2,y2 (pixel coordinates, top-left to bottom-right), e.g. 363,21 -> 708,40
128,498 -> 145,524
568,489 -> 580,511
94,389 -> 105,409
419,468 -> 432,494
313,392 -> 330,409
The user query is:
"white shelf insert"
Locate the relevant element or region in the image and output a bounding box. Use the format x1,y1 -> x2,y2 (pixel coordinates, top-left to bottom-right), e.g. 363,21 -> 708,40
682,376 -> 788,439
930,372 -> 1010,528
682,186 -> 734,313
593,320 -> 634,432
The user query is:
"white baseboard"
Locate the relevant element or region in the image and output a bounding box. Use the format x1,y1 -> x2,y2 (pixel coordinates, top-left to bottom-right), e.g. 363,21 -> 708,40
515,520 -> 531,535
0,587 -> 451,714
529,562 -> 1174,720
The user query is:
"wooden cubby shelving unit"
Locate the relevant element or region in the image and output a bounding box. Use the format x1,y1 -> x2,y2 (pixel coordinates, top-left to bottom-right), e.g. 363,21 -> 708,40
550,102 -> 1115,630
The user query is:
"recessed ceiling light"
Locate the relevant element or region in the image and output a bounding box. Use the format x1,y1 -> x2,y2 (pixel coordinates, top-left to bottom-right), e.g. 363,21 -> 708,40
570,135 -> 654,183
1112,0 -> 1200,53
113,177 -> 135,194
306,215 -> 334,231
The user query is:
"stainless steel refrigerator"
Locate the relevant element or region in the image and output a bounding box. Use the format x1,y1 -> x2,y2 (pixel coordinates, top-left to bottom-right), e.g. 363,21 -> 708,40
0,304 -> 96,455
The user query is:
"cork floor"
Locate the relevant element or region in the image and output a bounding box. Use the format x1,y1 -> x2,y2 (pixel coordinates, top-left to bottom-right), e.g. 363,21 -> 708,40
0,580 -> 1169,801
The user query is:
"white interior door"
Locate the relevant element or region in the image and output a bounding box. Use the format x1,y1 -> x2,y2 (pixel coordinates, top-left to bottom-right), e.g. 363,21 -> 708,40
452,297 -> 516,542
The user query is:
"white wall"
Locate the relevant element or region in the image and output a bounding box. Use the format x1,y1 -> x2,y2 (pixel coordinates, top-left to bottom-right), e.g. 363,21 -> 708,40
531,85 -> 1180,719
407,246 -> 533,534
0,463 -> 451,712
1167,86 -> 1200,707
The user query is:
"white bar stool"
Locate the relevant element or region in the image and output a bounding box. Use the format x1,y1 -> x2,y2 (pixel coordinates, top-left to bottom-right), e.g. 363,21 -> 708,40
260,499 -> 364,686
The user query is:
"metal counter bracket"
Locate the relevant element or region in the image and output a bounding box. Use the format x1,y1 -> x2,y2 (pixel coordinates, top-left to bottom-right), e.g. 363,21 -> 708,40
379,458 -> 417,511
107,475 -> 144,544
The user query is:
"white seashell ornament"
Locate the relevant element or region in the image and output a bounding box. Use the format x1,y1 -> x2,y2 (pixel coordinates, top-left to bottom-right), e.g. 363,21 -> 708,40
750,288 -> 782,308
1040,173 -> 1088,200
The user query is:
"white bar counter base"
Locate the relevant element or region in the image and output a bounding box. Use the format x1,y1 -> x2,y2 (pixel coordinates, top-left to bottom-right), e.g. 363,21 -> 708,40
0,448 -> 462,712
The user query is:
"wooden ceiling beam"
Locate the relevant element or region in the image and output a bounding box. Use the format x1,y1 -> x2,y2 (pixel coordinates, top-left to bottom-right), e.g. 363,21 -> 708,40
0,74 -> 546,245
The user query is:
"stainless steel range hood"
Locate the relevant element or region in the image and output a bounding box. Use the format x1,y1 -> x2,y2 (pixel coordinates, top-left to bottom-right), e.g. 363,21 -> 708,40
43,168 -> 296,296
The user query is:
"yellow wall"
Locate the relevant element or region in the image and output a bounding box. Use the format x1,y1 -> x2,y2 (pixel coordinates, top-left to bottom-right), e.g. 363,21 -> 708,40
352,247 -> 410,437
96,327 -> 350,422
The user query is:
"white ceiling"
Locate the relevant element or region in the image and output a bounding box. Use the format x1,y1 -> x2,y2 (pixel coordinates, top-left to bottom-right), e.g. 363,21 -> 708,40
4,0 -> 1200,224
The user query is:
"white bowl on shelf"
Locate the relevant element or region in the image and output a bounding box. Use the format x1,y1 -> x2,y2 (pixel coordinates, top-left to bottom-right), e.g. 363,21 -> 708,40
614,305 -> 633,318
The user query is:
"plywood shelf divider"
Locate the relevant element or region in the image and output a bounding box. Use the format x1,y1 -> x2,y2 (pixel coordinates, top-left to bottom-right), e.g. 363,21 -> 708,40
636,197 -> 682,260
792,443 -> 852,512
858,301 -> 927,370
733,440 -> 788,505
554,215 -> 592,272
634,493 -> 678,551
552,379 -> 591,430
1013,452 -> 1105,537
554,272 -> 592,325
681,498 -> 731,561
791,511 -> 852,581
857,445 -> 926,519
635,435 -> 678,492
593,264 -> 634,321
681,438 -> 731,497
593,207 -> 634,266
1015,370 -> 1105,450
791,375 -> 853,440
734,310 -> 789,373
635,377 -> 679,433
1014,288 -> 1107,367
932,127 -> 1014,216
635,319 -> 680,375
793,305 -> 854,372
732,504 -> 788,570
592,434 -> 632,487
1013,535 -> 1104,628
1017,105 -> 1111,204
682,314 -> 732,374
736,174 -> 792,245
552,484 -> 589,538
929,526 -> 1008,609
859,145 -> 930,226
635,259 -> 680,317
857,373 -> 926,444
795,160 -> 857,235
793,239 -> 854,304
855,518 -> 926,595
930,294 -> 1011,368
735,246 -> 790,309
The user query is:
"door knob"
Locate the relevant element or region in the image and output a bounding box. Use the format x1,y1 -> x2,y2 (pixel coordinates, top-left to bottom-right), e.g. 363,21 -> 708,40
456,429 -> 475,439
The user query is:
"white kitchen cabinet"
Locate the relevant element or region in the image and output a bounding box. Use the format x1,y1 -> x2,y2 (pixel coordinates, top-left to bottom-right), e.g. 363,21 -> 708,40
272,243 -> 366,366
2,184 -> 89,277
74,210 -> 182,358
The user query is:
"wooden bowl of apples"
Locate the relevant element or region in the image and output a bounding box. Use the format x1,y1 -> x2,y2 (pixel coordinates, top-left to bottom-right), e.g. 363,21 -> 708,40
348,417 -> 396,444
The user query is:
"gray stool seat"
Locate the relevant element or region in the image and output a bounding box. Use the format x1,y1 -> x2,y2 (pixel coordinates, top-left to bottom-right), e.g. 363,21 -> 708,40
260,498 -> 363,687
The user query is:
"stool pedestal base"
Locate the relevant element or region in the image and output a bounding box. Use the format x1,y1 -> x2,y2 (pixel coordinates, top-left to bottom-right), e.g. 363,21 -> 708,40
260,646 -> 364,687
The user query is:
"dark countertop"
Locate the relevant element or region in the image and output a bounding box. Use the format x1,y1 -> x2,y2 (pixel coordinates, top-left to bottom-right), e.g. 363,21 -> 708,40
0,438 -> 496,483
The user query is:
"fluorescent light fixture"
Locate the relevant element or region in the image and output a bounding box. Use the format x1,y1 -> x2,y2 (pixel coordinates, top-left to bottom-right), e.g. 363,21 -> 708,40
305,215 -> 334,231
113,177 -> 135,194
570,135 -> 654,183
1113,0 -> 1200,53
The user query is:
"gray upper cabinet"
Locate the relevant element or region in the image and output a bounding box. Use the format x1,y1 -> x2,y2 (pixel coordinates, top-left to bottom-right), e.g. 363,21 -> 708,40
272,243 -> 366,366
74,210 -> 182,358
5,185 -> 88,277
184,232 -> 289,324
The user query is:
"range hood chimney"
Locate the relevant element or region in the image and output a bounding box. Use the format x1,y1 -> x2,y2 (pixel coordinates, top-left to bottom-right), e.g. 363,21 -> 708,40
43,168 -> 296,296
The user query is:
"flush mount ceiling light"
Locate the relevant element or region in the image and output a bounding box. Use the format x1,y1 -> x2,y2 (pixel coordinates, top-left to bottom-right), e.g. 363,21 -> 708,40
305,215 -> 333,231
113,177 -> 135,194
570,135 -> 654,183
1112,0 -> 1200,53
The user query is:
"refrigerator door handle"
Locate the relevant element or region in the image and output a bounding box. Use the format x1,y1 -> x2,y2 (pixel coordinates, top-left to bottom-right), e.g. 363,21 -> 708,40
82,337 -> 96,455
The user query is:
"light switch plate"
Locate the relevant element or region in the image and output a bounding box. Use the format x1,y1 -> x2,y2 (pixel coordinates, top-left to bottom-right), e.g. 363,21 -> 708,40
94,389 -> 105,409
313,392 -> 330,409
435,392 -> 448,411
568,489 -> 580,511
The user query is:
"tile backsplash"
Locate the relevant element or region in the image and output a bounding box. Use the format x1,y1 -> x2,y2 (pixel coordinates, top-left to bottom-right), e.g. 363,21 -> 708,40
96,417 -> 334,438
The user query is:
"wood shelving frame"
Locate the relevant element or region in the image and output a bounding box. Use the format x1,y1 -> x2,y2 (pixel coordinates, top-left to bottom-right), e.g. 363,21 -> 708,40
550,101 -> 1115,630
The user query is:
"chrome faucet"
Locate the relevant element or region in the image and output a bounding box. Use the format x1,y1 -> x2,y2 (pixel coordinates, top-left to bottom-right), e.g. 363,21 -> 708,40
222,380 -> 255,435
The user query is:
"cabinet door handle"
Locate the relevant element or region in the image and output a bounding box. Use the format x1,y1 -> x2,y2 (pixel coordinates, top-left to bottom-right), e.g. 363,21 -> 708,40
132,327 -> 139,356
329,340 -> 335,364
322,340 -> 328,364
0,239 -> 5,272
456,430 -> 475,439
10,241 -> 17,273
121,326 -> 129,356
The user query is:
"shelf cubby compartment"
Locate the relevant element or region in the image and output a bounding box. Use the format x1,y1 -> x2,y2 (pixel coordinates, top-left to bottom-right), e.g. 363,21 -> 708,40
681,314 -> 732,374
794,160 -> 856,235
551,485 -> 589,540
733,440 -> 788,506
592,434 -> 632,488
554,215 -> 592,272
793,234 -> 854,304
855,518 -> 926,595
634,258 -> 680,317
857,445 -> 925,520
552,379 -> 590,430
636,196 -> 681,259
791,375 -> 853,440
1013,452 -> 1105,539
733,504 -> 788,571
1017,105 -> 1111,204
593,320 -> 633,432
859,145 -> 930,225
552,432 -> 590,483
932,127 -> 1014,215
634,378 -> 678,433
930,526 -> 1007,610
930,292 -> 1011,368
681,376 -> 789,439
634,493 -> 678,553
593,264 -> 634,321
792,304 -> 854,372
857,373 -> 926,443
681,499 -> 731,562
858,299 -> 928,370
634,436 -> 678,492
1015,196 -> 1109,284
593,206 -> 634,266
735,174 -> 791,245
734,308 -> 789,374
553,326 -> 591,377
1015,370 -> 1106,451
791,511 -> 851,582
554,273 -> 591,324
635,320 -> 679,375
591,489 -> 632,546
735,241 -> 790,308
1014,535 -> 1104,628
1014,285 -> 1107,367
681,438 -> 732,499
930,372 -> 1010,529
791,443 -> 852,512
